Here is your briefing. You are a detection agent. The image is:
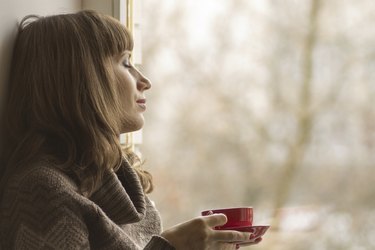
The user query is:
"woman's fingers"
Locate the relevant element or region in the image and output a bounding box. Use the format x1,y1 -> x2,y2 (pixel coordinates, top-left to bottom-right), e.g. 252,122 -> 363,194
202,214 -> 252,243
211,229 -> 252,243
161,215 -> 257,250
236,237 -> 263,248
204,213 -> 228,227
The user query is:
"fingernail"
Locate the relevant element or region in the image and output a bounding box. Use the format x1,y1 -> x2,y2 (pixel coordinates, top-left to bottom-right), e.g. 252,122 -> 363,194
246,232 -> 253,239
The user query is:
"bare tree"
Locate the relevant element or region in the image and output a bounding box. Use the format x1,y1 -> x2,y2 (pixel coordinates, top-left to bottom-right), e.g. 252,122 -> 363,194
270,0 -> 321,229
141,0 -> 375,248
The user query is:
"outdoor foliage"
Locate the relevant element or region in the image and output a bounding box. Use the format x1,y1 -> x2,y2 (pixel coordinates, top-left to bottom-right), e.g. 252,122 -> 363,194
140,0 -> 375,249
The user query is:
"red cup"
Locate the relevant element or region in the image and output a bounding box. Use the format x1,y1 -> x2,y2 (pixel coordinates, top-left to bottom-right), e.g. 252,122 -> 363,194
201,207 -> 253,229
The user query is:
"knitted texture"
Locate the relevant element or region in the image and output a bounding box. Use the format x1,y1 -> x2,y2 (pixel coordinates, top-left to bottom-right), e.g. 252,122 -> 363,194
0,160 -> 175,250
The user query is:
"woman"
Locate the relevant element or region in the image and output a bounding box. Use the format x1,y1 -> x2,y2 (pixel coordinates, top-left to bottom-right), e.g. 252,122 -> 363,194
0,10 -> 257,249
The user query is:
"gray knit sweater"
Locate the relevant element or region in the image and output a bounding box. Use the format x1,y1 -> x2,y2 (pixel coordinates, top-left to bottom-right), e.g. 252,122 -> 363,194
0,159 -> 175,250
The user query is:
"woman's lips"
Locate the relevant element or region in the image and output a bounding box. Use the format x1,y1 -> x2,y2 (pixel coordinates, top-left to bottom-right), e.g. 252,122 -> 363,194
136,99 -> 146,110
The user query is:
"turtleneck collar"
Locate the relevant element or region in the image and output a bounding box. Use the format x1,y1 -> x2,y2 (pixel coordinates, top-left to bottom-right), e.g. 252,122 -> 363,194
88,159 -> 146,225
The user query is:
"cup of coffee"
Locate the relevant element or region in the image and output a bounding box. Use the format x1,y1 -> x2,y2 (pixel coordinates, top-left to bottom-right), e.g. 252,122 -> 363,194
201,207 -> 253,229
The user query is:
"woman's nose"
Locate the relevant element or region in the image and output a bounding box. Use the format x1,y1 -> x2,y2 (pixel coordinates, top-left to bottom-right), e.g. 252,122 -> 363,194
136,71 -> 152,91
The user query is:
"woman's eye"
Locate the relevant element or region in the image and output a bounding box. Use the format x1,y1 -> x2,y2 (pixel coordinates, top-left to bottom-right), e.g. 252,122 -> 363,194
122,53 -> 133,68
123,59 -> 132,68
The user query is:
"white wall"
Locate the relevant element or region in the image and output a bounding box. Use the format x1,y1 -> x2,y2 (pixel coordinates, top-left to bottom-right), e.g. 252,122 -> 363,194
82,0 -> 116,17
81,0 -> 128,35
0,0 -> 81,110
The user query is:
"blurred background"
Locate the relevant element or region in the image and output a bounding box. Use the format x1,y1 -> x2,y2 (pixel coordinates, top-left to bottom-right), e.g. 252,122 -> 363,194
137,0 -> 375,249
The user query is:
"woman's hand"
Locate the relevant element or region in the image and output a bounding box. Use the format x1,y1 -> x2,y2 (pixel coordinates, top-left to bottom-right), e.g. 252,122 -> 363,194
236,237 -> 262,249
161,214 -> 252,250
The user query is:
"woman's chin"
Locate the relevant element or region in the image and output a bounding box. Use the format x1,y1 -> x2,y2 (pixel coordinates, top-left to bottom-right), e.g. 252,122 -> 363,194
120,118 -> 144,133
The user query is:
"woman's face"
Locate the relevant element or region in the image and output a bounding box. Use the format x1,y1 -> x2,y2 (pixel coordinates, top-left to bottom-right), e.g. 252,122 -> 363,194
112,50 -> 151,133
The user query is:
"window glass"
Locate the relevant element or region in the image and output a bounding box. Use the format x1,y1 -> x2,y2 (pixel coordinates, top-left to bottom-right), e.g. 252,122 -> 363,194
141,1 -> 375,249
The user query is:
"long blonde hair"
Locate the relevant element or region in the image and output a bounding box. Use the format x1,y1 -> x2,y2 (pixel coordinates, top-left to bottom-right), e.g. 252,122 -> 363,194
0,10 -> 153,195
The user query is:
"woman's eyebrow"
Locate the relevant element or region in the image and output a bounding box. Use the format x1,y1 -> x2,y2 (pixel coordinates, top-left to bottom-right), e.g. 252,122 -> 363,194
117,51 -> 132,62
122,51 -> 132,57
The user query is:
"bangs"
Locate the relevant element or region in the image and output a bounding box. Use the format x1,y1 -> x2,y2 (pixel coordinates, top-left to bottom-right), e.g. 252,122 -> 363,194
102,14 -> 134,55
78,10 -> 134,56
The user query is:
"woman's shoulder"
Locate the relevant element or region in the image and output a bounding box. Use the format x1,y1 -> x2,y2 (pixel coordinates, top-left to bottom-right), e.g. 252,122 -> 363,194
0,159 -> 87,214
0,160 -> 93,249
0,159 -> 94,230
7,159 -> 79,195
